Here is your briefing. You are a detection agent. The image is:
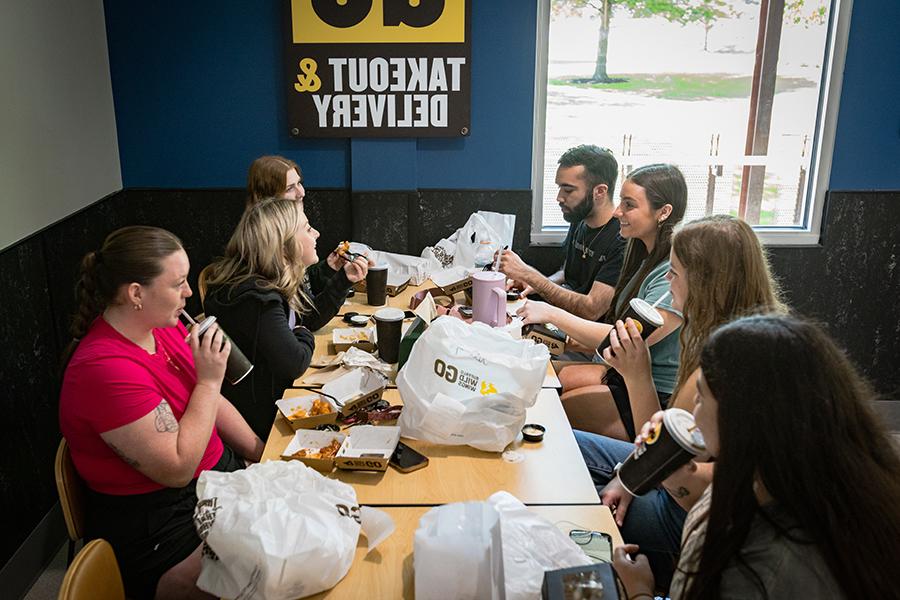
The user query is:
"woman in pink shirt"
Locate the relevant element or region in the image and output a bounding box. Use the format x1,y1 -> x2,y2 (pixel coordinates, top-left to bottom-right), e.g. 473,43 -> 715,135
59,226 -> 264,600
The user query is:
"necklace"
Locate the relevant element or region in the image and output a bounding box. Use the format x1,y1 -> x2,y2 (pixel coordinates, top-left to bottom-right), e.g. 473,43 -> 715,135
579,219 -> 612,259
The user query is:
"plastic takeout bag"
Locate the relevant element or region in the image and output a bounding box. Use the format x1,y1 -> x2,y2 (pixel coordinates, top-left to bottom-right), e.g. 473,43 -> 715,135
413,492 -> 591,600
414,501 -> 505,600
422,211 -> 515,270
397,316 -> 549,452
194,460 -> 389,600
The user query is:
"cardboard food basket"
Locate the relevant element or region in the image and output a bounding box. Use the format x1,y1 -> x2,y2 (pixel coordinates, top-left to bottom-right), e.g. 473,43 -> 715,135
321,368 -> 387,416
332,327 -> 376,353
522,323 -> 567,356
281,425 -> 401,472
275,394 -> 339,430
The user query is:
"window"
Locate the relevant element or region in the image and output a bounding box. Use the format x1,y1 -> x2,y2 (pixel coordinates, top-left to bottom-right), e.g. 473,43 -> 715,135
531,0 -> 852,246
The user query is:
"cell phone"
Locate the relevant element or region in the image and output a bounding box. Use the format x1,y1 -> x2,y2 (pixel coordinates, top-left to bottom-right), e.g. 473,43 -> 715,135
390,441 -> 429,473
458,306 -> 473,318
569,530 -> 613,563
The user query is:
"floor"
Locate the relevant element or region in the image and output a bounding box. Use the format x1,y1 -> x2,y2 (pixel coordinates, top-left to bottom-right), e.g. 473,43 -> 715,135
23,541 -> 69,600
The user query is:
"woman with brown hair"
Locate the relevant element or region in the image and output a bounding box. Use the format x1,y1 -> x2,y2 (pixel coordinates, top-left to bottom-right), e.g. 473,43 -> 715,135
518,163 -> 688,441
245,155 -> 368,331
59,226 -> 263,599
247,155 -> 305,206
575,215 -> 786,590
614,314 -> 900,599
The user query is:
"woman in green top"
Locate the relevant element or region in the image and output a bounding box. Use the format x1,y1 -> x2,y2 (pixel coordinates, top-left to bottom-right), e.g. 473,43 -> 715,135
518,164 -> 687,440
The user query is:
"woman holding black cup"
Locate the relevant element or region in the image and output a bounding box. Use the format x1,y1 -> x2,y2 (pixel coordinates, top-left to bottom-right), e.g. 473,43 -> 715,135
202,199 -> 325,439
575,215 -> 786,589
59,226 -> 263,600
245,155 -> 369,331
518,164 -> 688,441
614,314 -> 900,599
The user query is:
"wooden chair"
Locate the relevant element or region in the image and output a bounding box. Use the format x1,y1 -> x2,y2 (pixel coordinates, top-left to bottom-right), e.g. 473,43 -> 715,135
58,539 -> 125,600
54,438 -> 85,565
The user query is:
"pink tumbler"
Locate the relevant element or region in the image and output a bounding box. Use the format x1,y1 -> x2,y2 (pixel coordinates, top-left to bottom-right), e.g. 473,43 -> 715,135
472,271 -> 507,327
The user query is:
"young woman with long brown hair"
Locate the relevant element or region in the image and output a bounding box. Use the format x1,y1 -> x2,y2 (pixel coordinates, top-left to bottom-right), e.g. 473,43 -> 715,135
518,163 -> 687,441
574,215 -> 787,589
60,226 -> 263,600
614,314 -> 900,599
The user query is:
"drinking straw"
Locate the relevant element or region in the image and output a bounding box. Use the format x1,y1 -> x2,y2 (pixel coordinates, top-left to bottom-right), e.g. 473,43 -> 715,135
651,291 -> 670,309
493,245 -> 508,271
180,309 -> 198,326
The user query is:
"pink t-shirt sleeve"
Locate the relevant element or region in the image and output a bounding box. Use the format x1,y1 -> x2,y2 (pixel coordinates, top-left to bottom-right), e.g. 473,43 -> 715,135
75,356 -> 167,433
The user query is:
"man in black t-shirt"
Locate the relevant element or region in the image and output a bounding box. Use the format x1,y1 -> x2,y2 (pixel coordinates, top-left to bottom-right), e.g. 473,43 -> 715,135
498,145 -> 625,320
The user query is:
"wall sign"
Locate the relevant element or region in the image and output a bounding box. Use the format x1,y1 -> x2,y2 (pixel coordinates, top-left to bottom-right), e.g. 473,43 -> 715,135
284,0 -> 471,138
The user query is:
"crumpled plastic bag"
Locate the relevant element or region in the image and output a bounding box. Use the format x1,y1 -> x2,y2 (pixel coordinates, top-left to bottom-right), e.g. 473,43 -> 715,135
193,460 -> 393,600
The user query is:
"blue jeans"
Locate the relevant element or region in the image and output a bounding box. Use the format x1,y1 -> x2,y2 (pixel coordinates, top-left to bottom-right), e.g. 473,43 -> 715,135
575,429 -> 686,591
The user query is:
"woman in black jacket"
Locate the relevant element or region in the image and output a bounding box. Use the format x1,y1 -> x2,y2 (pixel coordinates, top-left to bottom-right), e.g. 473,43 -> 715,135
201,199 -> 354,438
245,155 -> 369,331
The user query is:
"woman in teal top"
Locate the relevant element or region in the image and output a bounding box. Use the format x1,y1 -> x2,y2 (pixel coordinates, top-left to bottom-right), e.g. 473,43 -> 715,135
518,164 -> 687,440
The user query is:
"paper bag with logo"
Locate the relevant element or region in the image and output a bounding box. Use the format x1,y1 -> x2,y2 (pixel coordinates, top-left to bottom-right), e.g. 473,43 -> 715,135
396,316 -> 550,452
194,460 -> 390,600
414,501 -> 505,600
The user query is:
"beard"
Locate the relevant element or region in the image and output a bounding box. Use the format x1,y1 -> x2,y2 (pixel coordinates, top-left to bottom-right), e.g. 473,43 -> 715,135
561,192 -> 594,224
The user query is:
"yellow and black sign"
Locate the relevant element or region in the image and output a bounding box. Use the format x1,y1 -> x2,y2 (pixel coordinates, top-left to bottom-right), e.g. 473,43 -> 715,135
284,0 -> 471,138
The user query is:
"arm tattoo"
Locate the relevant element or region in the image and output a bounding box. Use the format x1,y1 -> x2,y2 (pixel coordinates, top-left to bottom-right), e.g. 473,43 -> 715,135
108,442 -> 140,469
673,486 -> 691,498
154,399 -> 180,433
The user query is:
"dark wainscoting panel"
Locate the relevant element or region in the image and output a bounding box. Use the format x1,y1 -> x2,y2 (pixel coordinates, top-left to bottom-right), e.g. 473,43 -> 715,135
0,237 -> 61,568
768,191 -> 900,400
350,192 -> 412,254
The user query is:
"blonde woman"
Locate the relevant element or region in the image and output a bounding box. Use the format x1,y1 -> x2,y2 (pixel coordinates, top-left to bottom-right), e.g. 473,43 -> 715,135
576,215 -> 786,590
246,155 -> 368,331
201,199 -> 320,439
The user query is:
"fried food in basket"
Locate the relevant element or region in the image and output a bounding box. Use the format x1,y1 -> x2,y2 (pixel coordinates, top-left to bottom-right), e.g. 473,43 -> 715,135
336,241 -> 351,256
290,438 -> 342,460
289,398 -> 334,420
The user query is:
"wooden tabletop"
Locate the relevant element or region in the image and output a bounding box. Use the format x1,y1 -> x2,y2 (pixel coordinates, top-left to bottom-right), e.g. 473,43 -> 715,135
262,388 -> 600,505
304,504 -> 622,600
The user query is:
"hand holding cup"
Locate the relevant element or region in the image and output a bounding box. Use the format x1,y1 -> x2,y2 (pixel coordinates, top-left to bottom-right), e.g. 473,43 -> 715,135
190,322 -> 230,389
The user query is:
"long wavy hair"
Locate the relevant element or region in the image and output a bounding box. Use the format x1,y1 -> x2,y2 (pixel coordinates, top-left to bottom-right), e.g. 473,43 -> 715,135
670,215 -> 786,392
247,155 -> 301,208
201,198 -> 311,314
682,315 -> 900,599
606,164 -> 687,321
64,226 -> 184,367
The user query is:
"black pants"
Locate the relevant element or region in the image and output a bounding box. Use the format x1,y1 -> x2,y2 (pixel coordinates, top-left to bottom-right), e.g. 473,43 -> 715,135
84,445 -> 244,599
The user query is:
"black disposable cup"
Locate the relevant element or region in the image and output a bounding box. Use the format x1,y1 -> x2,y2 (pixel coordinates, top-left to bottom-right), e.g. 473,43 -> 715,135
366,264 -> 389,306
192,316 -> 254,385
596,297 -> 664,361
617,408 -> 706,496
374,307 -> 404,364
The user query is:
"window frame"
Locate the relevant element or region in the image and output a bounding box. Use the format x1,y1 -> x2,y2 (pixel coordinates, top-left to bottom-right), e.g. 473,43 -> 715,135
530,0 -> 854,247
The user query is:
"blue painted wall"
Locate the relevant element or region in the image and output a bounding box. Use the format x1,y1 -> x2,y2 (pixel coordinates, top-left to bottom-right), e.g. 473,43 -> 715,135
828,0 -> 900,190
104,0 -> 535,191
104,0 -> 898,191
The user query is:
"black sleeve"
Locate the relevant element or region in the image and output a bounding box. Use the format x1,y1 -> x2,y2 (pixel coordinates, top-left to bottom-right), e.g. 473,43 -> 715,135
593,239 -> 626,286
306,258 -> 339,296
254,299 -> 316,381
298,267 -> 352,332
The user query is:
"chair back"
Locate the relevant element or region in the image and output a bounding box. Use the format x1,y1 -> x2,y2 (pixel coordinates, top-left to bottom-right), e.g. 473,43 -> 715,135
55,439 -> 85,542
58,539 -> 125,600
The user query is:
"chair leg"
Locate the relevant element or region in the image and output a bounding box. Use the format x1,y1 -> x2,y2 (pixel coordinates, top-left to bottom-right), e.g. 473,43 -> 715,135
67,540 -> 75,565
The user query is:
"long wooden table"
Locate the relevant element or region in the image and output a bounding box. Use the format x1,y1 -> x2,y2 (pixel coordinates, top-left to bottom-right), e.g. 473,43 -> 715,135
304,504 -> 622,599
262,388 -> 600,505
